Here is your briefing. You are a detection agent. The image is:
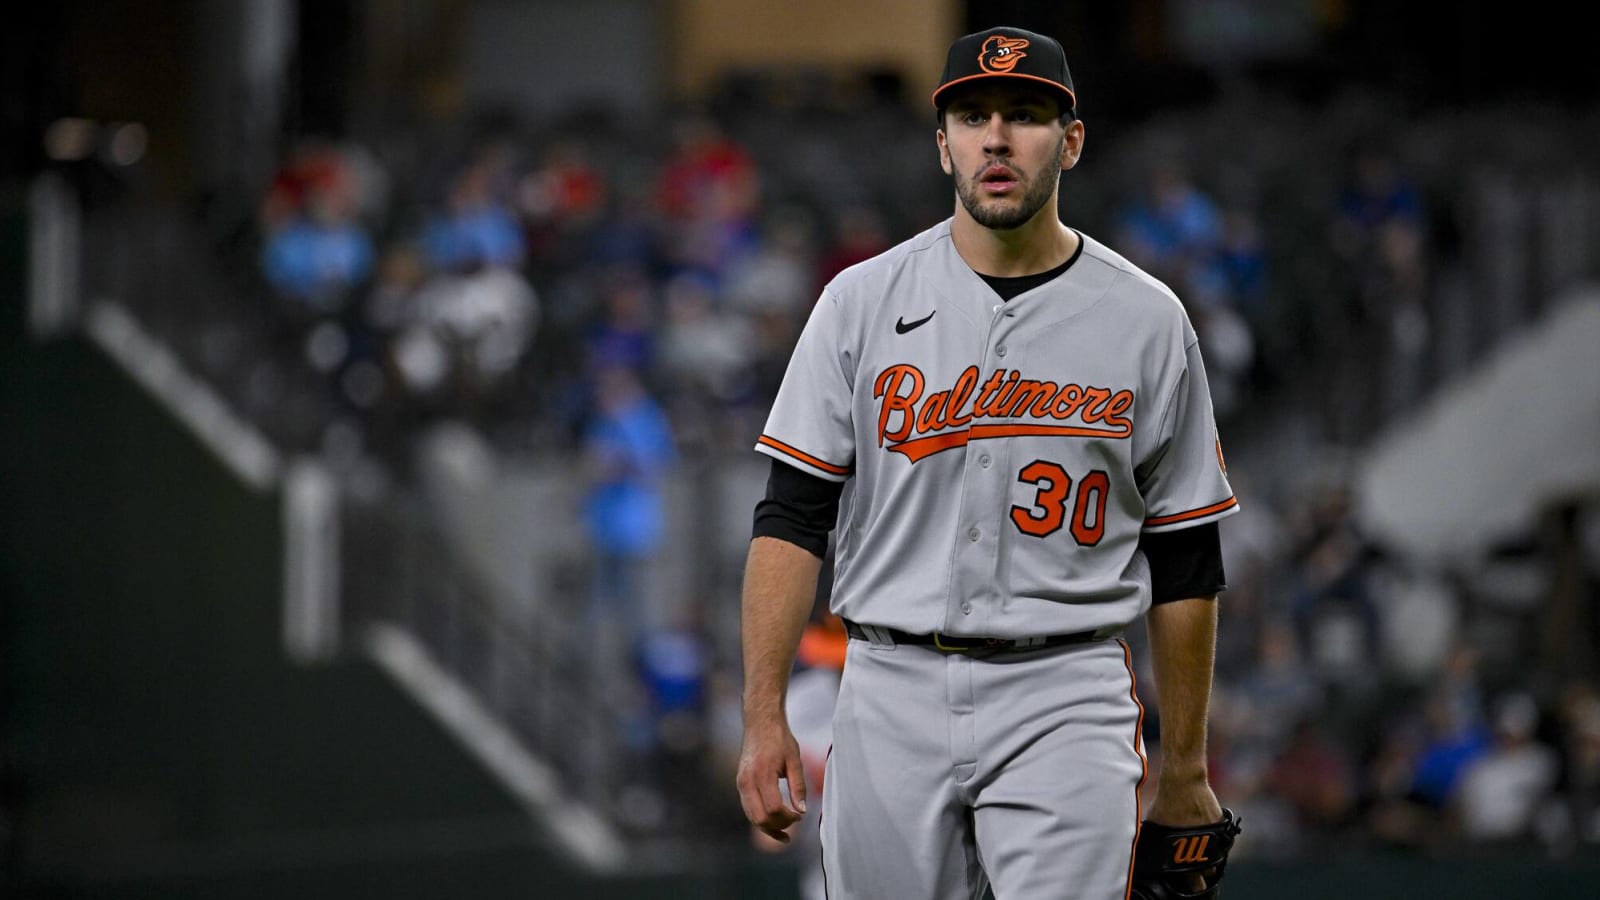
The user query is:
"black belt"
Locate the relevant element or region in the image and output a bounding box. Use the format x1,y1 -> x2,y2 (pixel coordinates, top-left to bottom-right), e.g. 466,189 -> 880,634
843,619 -> 1110,654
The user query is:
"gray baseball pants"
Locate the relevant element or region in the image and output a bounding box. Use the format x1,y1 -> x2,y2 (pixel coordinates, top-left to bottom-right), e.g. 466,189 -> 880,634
819,633 -> 1146,899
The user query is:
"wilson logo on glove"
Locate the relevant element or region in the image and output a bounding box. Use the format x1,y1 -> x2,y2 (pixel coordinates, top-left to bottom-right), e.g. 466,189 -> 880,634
1169,834 -> 1212,865
1131,809 -> 1241,900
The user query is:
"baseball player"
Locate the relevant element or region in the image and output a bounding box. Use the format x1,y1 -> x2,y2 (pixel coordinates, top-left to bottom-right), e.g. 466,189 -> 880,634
736,25 -> 1241,900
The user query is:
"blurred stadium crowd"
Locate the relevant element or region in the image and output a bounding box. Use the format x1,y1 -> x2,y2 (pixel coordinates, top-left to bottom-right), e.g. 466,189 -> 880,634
53,65 -> 1600,862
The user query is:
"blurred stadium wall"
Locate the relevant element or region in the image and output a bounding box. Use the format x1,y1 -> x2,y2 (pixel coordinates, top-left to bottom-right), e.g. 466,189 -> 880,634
0,228 -> 797,898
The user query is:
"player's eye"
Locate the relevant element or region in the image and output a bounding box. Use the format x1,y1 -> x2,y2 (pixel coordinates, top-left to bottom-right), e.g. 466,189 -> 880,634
962,111 -> 988,126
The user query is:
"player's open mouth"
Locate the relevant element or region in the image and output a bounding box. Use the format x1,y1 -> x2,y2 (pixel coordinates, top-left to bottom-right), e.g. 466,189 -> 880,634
979,166 -> 1019,193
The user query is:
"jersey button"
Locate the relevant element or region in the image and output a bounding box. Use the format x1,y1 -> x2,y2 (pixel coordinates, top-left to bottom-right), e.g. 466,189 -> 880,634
961,602 -> 973,614
979,454 -> 991,468
996,345 -> 1008,357
968,527 -> 980,541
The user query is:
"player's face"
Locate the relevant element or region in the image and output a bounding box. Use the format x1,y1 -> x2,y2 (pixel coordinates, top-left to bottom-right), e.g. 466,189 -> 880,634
937,86 -> 1083,231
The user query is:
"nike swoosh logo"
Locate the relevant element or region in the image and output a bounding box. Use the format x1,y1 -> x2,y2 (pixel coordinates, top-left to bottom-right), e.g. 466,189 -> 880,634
895,310 -> 936,334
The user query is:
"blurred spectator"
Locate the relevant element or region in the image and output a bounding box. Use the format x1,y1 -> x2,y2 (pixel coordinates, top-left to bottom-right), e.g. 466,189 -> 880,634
573,365 -> 676,819
369,245 -> 454,410
1233,620 -> 1323,750
1117,160 -> 1225,293
656,114 -> 761,278
655,113 -> 758,224
1409,681 -> 1492,812
1267,718 -> 1359,833
1190,300 -> 1254,419
518,139 -> 609,268
1211,487 -> 1286,678
1215,206 -> 1269,321
655,270 -> 757,414
1117,162 -> 1257,413
1287,488 -> 1382,691
609,626 -> 716,835
724,208 -> 815,319
260,163 -> 375,310
1456,692 -> 1559,842
581,365 -> 677,687
1362,656 -> 1493,848
748,306 -> 801,412
1371,560 -> 1460,684
519,139 -> 608,230
638,629 -> 712,754
1322,146 -> 1430,440
585,274 -> 657,375
424,153 -> 526,273
365,244 -> 430,336
1332,147 -> 1424,248
1429,643 -> 1489,743
1204,205 -> 1269,408
587,185 -> 659,274
816,205 -> 891,286
406,265 -> 540,403
261,137 -> 388,233
1366,713 -> 1431,846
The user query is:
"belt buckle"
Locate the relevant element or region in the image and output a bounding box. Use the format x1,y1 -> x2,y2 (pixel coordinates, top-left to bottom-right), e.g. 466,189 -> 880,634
933,633 -> 1011,653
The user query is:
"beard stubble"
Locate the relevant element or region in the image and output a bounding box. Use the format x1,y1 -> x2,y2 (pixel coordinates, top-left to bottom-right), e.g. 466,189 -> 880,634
953,133 -> 1066,231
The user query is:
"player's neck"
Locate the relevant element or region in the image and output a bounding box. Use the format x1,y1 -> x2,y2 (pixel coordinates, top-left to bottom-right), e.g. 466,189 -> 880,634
950,203 -> 1079,278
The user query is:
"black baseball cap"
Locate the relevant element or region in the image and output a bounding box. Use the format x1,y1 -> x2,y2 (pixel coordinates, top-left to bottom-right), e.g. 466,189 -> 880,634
932,26 -> 1076,117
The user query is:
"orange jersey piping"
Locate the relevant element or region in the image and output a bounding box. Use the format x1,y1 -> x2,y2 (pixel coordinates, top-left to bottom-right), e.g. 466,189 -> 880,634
1143,496 -> 1238,528
757,435 -> 852,476
1120,639 -> 1149,900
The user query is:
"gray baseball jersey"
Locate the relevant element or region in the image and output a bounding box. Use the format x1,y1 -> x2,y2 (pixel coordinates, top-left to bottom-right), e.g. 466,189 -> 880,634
756,220 -> 1238,638
757,220 -> 1237,899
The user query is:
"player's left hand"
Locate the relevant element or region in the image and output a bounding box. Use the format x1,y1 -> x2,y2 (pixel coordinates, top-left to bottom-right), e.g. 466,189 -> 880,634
1144,778 -> 1222,827
1140,780 -> 1228,897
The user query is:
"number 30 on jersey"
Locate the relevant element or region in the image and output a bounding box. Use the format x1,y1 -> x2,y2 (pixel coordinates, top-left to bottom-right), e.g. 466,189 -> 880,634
1009,460 -> 1108,545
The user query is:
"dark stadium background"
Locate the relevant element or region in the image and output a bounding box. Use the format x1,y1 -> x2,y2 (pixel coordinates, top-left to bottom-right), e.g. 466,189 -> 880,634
5,2 -> 1599,898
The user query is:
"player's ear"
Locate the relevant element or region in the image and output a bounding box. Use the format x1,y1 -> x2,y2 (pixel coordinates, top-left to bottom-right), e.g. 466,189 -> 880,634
936,127 -> 953,175
1060,119 -> 1085,172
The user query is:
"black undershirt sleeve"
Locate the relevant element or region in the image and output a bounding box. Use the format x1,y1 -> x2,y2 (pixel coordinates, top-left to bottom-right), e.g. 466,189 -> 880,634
752,458 -> 1226,600
1141,522 -> 1227,604
751,458 -> 845,559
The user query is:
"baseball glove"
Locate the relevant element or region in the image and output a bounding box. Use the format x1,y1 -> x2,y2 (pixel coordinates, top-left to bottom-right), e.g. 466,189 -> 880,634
1129,808 -> 1242,900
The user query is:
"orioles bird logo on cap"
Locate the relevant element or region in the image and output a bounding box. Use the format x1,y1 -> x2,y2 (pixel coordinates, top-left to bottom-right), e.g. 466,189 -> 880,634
979,35 -> 1030,73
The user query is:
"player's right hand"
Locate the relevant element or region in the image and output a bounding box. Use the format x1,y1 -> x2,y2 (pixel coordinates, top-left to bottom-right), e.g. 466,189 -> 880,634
735,716 -> 808,843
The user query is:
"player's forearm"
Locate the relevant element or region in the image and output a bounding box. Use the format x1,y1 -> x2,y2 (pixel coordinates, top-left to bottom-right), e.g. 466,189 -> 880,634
1145,596 -> 1218,785
740,536 -> 824,724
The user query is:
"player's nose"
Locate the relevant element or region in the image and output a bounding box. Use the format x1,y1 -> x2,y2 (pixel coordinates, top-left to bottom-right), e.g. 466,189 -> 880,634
980,114 -> 1011,155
